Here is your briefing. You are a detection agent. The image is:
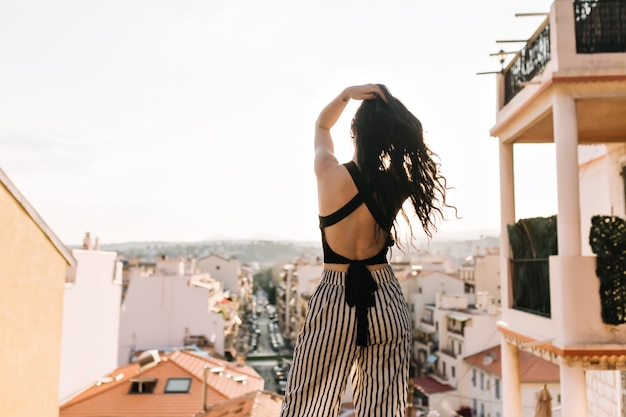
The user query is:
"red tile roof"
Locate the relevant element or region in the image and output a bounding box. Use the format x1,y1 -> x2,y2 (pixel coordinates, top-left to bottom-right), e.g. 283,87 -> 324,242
410,376 -> 455,395
201,390 -> 283,417
60,350 -> 264,417
464,345 -> 560,383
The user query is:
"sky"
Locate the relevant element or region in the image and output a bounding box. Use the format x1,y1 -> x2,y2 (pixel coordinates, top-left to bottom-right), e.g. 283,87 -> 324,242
0,0 -> 559,245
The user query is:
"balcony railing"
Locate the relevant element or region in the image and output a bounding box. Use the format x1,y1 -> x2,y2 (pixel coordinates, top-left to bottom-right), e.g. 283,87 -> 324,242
575,0 -> 626,53
510,259 -> 551,317
504,22 -> 551,104
441,348 -> 457,359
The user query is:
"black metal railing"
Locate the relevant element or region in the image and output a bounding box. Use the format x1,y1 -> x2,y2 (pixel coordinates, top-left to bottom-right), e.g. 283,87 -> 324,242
575,0 -> 626,53
441,348 -> 457,359
510,258 -> 551,317
504,23 -> 551,104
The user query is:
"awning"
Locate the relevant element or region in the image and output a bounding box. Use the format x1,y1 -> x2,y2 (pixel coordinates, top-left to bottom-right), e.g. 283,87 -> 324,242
415,325 -> 435,334
447,312 -> 470,321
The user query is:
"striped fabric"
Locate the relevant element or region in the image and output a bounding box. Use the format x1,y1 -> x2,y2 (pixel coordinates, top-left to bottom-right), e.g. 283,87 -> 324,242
279,266 -> 411,417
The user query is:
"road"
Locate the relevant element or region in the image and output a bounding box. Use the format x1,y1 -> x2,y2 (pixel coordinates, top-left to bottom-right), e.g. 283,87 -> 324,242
244,295 -> 291,394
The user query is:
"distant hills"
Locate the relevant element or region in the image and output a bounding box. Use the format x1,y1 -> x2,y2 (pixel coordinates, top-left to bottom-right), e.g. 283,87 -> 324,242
93,239 -> 322,268
80,228 -> 500,268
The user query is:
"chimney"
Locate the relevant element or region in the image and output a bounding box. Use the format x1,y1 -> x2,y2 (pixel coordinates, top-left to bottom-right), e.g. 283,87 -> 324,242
82,232 -> 91,249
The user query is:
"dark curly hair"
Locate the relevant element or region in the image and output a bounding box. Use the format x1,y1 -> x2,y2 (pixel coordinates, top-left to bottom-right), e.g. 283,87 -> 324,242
351,84 -> 449,242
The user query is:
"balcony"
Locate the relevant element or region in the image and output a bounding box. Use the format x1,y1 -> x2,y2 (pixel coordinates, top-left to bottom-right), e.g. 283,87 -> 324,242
495,3 -> 626,146
440,348 -> 456,359
504,21 -> 551,104
504,0 -> 626,105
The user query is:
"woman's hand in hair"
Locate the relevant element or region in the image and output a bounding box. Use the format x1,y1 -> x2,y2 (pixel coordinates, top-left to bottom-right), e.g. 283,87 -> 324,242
342,84 -> 387,102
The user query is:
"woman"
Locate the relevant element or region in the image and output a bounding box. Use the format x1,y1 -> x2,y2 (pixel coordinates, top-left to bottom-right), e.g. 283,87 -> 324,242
279,84 -> 449,417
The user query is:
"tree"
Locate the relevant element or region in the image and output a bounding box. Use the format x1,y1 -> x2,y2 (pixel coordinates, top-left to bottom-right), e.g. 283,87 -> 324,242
253,268 -> 277,305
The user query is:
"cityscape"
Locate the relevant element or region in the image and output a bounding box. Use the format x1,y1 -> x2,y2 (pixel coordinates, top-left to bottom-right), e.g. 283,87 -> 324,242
3,1 -> 626,417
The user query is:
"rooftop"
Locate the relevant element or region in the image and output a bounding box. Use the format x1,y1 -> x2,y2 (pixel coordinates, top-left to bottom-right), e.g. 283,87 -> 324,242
60,350 -> 264,417
464,345 -> 560,383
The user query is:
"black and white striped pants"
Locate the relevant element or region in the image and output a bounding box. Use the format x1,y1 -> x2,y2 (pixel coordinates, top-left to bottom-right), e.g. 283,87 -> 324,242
279,265 -> 411,417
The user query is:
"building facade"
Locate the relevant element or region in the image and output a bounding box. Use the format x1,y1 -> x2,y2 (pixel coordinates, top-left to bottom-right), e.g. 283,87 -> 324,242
118,256 -> 234,363
0,168 -> 76,417
489,1 -> 626,415
59,236 -> 123,402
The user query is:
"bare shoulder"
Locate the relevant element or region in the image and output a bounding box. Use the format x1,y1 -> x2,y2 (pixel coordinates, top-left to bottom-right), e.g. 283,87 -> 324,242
313,148 -> 340,179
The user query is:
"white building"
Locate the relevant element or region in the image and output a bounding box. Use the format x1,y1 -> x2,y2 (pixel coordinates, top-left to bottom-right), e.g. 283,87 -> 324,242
59,235 -> 123,402
412,292 -> 501,415
276,261 -> 323,345
118,257 -> 230,364
489,1 -> 626,415
459,247 -> 501,306
197,254 -> 247,295
396,268 -> 466,330
462,345 -> 561,417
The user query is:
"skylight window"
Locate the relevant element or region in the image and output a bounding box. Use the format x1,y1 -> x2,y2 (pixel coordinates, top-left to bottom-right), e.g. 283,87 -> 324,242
129,378 -> 157,394
164,378 -> 192,393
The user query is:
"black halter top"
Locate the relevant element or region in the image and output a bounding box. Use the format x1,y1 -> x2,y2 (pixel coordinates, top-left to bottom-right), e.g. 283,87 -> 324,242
318,161 -> 394,346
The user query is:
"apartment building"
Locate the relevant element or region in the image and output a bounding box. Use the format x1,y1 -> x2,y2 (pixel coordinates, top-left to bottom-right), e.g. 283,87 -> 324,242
411,291 -> 501,414
459,247 -> 501,305
197,254 -> 253,303
59,234 -> 123,402
118,256 -> 236,363
276,260 -> 323,346
489,1 -> 626,415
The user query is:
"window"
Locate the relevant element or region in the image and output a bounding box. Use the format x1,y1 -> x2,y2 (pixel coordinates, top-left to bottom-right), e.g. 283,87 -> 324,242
480,372 -> 485,390
129,378 -> 157,394
472,369 -> 476,387
164,378 -> 192,393
495,378 -> 500,399
452,366 -> 456,378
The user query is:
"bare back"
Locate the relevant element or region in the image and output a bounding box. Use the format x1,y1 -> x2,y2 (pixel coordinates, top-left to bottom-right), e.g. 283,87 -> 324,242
317,162 -> 390,271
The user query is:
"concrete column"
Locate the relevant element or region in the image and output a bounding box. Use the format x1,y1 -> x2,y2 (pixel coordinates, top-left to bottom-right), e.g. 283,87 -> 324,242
560,361 -> 588,416
499,142 -> 515,309
552,91 -> 582,256
500,337 -> 522,417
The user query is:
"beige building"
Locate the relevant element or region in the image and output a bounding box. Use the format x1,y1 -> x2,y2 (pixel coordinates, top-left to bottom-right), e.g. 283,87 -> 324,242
489,1 -> 626,416
0,168 -> 76,417
460,247 -> 501,305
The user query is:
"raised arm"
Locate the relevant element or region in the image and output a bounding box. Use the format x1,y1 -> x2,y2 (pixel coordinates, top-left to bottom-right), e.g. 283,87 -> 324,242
314,84 -> 386,177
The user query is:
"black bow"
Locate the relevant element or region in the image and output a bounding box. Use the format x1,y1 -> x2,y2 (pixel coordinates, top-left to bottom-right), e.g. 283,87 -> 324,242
345,262 -> 379,346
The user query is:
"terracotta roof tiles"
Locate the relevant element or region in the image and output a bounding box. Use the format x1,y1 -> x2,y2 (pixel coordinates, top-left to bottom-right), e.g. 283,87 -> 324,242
464,345 -> 560,383
60,350 -> 264,417
201,390 -> 283,417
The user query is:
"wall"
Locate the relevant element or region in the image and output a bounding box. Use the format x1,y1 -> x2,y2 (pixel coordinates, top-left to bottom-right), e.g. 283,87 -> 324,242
0,182 -> 68,417
197,255 -> 240,293
587,370 -> 624,417
59,249 -> 122,402
118,274 -> 225,364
